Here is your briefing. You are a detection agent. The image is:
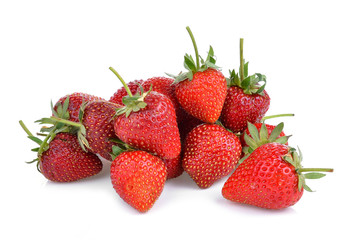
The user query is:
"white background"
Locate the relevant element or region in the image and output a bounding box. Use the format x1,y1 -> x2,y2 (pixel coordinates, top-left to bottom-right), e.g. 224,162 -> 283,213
1,0 -> 341,239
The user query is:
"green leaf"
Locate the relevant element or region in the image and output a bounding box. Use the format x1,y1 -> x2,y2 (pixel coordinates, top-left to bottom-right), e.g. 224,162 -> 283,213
241,76 -> 251,89
304,172 -> 326,179
243,133 -> 258,150
268,122 -> 284,142
303,184 -> 314,192
247,122 -> 260,142
184,54 -> 197,72
259,123 -> 268,142
274,135 -> 290,144
28,136 -> 43,145
244,62 -> 249,77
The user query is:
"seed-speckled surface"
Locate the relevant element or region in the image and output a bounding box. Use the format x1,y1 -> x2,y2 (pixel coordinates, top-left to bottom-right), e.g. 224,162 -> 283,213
40,133 -> 103,182
175,68 -> 227,123
54,92 -> 104,122
114,91 -> 181,160
82,100 -> 121,161
221,86 -> 270,133
162,154 -> 183,180
182,124 -> 242,188
142,77 -> 186,124
110,151 -> 167,213
222,143 -> 304,209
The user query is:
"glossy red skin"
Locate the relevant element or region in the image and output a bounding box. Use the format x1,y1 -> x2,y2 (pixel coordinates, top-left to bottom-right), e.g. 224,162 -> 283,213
54,92 -> 104,122
142,77 -> 186,124
162,154 -> 183,180
114,91 -> 181,160
182,124 -> 242,189
240,123 -> 287,147
82,100 -> 121,161
221,86 -> 270,133
110,151 -> 167,213
108,80 -> 144,106
222,143 -> 304,209
40,133 -> 102,182
175,68 -> 227,123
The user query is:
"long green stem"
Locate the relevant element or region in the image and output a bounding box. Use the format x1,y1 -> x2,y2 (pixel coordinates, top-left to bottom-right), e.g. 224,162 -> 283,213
19,120 -> 34,136
109,67 -> 133,97
262,113 -> 295,121
298,168 -> 334,173
240,38 -> 244,81
186,26 -> 200,70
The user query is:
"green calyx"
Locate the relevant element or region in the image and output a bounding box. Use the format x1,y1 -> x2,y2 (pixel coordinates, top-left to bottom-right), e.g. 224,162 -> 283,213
34,96 -> 90,152
166,26 -> 220,83
109,66 -> 150,118
282,147 -> 334,192
227,38 -> 266,95
240,122 -> 290,163
110,138 -> 135,160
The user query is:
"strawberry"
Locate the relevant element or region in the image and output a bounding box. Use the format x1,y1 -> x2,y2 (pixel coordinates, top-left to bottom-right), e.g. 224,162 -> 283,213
141,77 -> 186,123
109,80 -> 143,106
53,92 -> 104,122
39,99 -> 121,161
162,154 -> 183,180
19,121 -> 102,182
220,38 -> 270,133
168,26 -> 227,123
182,123 -> 242,188
222,143 -> 333,209
110,150 -> 167,212
109,67 -> 181,160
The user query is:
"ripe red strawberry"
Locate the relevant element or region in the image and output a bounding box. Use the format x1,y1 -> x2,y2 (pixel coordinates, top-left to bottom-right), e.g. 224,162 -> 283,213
79,100 -> 121,160
141,77 -> 187,123
20,121 -> 103,182
220,39 -> 270,133
110,150 -> 167,212
53,92 -> 104,122
109,80 -> 143,106
222,142 -> 333,209
162,154 -> 183,180
169,27 -> 227,123
182,123 -> 242,188
110,67 -> 181,160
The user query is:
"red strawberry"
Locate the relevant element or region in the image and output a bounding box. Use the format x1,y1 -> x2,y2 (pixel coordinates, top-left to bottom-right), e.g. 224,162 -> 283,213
79,100 -> 121,160
110,67 -> 181,160
141,77 -> 187,123
162,154 -> 183,180
53,92 -> 104,122
20,121 -> 102,182
41,99 -> 121,161
182,123 -> 242,188
169,27 -> 227,123
222,142 -> 333,209
220,39 -> 270,133
110,150 -> 167,212
109,80 -> 143,106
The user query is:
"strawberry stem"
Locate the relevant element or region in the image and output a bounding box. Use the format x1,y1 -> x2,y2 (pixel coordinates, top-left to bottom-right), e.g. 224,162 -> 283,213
240,38 -> 244,82
298,168 -> 334,173
50,116 -> 82,128
109,67 -> 133,97
186,26 -> 199,70
19,120 -> 34,137
262,113 -> 295,121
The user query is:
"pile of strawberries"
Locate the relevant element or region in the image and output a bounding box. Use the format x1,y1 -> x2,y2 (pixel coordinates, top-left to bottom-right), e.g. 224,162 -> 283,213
20,27 -> 333,212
